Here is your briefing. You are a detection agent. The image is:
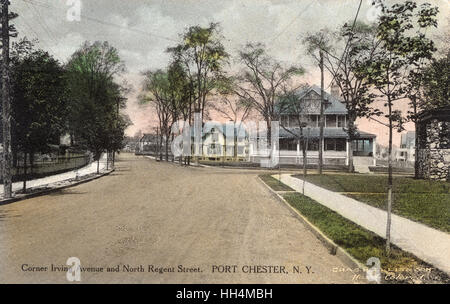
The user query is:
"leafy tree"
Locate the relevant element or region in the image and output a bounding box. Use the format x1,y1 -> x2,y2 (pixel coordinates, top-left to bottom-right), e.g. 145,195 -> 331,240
361,0 -> 437,255
167,23 -> 229,121
11,50 -> 68,190
420,51 -> 450,109
66,41 -> 127,172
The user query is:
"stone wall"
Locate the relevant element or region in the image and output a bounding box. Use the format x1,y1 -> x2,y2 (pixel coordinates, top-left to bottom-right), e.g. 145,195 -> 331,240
417,118 -> 450,181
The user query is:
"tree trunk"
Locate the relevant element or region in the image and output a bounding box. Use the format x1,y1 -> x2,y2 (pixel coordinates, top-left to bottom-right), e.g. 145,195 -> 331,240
348,138 -> 354,173
414,121 -> 419,178
171,134 -> 175,162
386,99 -> 393,256
97,157 -> 100,174
318,50 -> 324,175
347,115 -> 355,173
302,140 -> 308,195
165,135 -> 169,162
159,134 -> 163,161
22,152 -> 27,193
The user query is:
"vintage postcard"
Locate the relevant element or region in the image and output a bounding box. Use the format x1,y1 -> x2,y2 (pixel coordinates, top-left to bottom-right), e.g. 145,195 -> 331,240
0,0 -> 449,292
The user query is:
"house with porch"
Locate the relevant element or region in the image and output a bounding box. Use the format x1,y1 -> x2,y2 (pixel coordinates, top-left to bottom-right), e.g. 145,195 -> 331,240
276,85 -> 377,167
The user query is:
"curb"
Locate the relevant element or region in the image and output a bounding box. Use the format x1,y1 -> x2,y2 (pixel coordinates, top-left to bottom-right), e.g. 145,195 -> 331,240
257,176 -> 366,272
143,155 -> 210,168
0,168 -> 115,206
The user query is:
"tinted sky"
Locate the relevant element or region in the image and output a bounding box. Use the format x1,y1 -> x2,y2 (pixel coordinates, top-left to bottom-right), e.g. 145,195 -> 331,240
11,0 -> 450,145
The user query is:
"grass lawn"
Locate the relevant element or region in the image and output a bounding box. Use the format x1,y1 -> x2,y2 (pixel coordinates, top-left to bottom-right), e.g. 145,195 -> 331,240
282,192 -> 448,283
259,174 -> 295,191
292,174 -> 450,233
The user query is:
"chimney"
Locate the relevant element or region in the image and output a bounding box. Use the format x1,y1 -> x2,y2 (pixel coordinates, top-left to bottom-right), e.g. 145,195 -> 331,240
330,81 -> 341,100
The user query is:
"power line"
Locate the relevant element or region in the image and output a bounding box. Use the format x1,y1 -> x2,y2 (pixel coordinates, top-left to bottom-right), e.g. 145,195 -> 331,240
270,0 -> 316,43
24,0 -> 58,45
326,0 -> 363,90
19,0 -> 64,61
18,0 -> 177,42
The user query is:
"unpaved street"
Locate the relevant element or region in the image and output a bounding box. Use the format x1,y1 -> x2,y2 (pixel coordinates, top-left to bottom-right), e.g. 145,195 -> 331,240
0,153 -> 361,283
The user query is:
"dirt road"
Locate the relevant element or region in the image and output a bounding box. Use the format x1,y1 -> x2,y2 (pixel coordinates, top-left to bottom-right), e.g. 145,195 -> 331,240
0,153 -> 362,283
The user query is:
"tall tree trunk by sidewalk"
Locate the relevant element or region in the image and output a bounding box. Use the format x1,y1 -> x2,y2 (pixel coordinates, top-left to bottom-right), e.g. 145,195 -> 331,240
347,116 -> 355,173
348,138 -> 354,173
23,152 -> 27,193
97,158 -> 100,174
386,98 -> 393,256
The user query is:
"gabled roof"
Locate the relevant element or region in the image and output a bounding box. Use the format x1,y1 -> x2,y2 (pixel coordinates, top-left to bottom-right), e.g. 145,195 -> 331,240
190,122 -> 248,138
277,85 -> 348,115
140,133 -> 158,142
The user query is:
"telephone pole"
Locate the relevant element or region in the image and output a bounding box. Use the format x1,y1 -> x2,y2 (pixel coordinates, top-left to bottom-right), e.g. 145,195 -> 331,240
1,0 -> 12,198
318,49 -> 324,175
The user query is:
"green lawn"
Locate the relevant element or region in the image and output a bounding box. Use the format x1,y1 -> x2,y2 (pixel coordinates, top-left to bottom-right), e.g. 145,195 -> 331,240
260,176 -> 449,283
283,193 -> 419,271
292,174 -> 450,233
259,174 -> 295,191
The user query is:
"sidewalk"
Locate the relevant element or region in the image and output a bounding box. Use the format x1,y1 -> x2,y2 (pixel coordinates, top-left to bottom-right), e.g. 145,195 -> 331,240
0,154 -> 109,199
273,173 -> 450,275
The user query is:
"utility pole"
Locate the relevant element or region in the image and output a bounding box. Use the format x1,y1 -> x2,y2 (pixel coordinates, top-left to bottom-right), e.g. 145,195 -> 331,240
318,49 -> 324,175
2,0 -> 12,198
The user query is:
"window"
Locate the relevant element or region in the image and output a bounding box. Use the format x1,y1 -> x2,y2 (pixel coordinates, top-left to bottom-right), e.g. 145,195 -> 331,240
326,115 -> 337,127
336,139 -> 346,151
325,139 -> 335,151
280,139 -> 297,151
280,115 -> 289,127
308,138 -> 319,151
289,115 -> 299,127
212,133 -> 219,142
307,115 -> 318,127
337,115 -> 346,127
325,138 -> 347,151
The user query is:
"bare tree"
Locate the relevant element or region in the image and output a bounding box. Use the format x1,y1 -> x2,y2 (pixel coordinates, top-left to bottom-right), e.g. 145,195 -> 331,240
235,42 -> 304,145
304,22 -> 380,173
277,84 -> 315,181
140,70 -> 173,161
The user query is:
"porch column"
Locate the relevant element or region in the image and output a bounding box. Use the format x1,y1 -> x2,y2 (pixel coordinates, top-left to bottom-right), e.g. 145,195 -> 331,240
296,141 -> 300,164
